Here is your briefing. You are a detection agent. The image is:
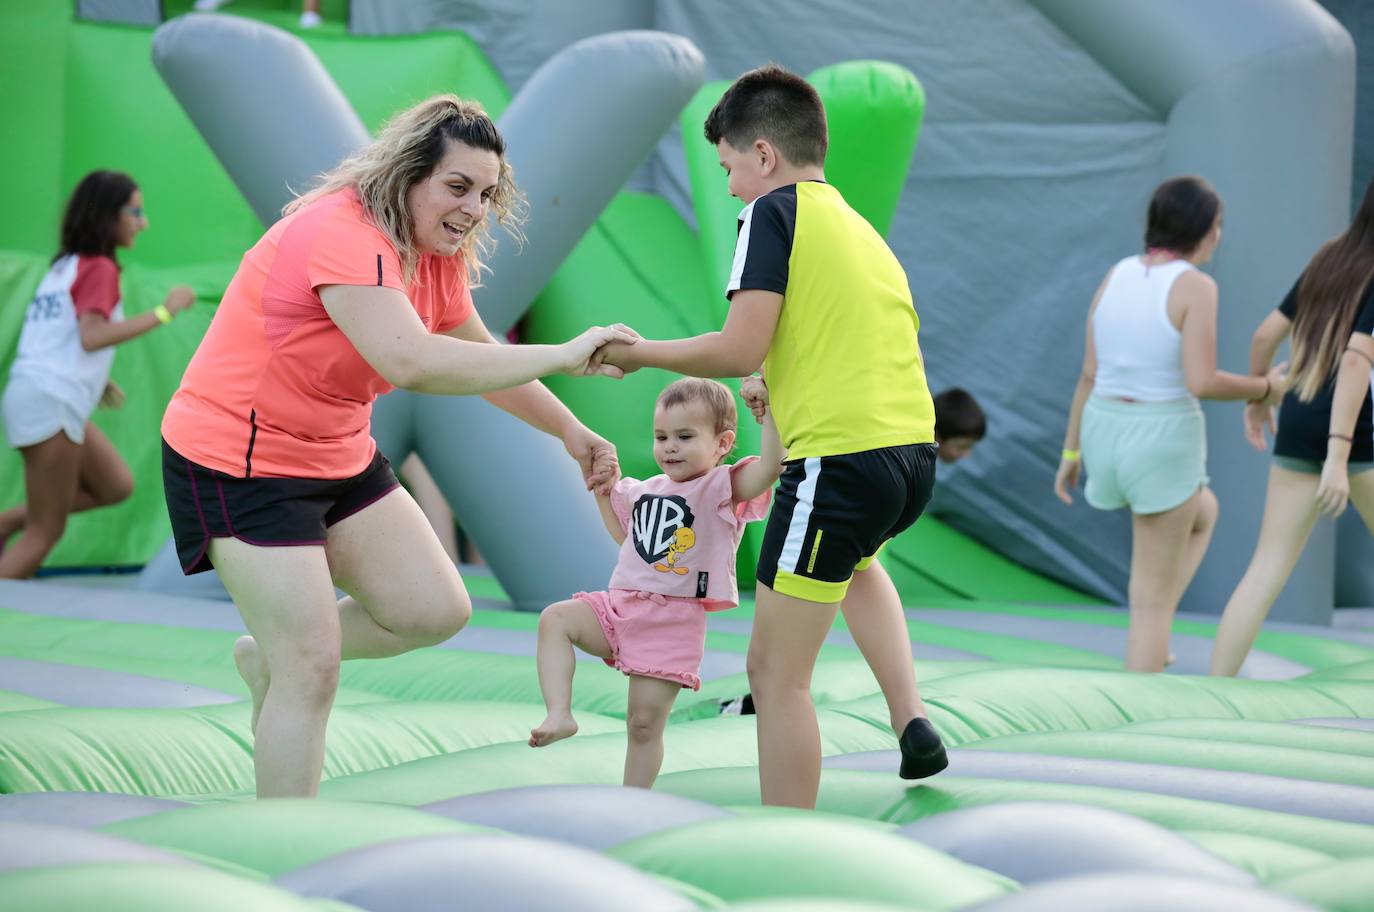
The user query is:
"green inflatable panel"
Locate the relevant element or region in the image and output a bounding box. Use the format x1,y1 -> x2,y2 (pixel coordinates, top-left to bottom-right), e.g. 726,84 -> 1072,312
716,598 -> 1114,668
881,522 -> 1102,605
0,3 -> 67,255
961,730 -> 1374,788
317,709 -> 892,807
883,667 -> 1374,745
721,902 -> 929,912
655,768 -> 1374,859
1301,658 -> 1374,680
808,61 -> 924,239
0,607 -> 375,704
0,863 -> 361,912
0,706 -> 254,796
608,816 -> 1014,909
336,647 -> 634,715
1269,857 -> 1374,912
890,601 -> 1374,669
105,799 -> 486,876
319,734 -> 631,805
1175,830 -> 1332,883
1118,719 -> 1374,759
0,689 -> 58,712
0,607 -> 241,669
0,700 -> 625,798
680,658 -> 992,723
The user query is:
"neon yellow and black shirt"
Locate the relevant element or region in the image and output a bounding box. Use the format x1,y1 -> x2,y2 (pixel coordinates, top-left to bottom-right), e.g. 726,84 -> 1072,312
727,181 -> 935,458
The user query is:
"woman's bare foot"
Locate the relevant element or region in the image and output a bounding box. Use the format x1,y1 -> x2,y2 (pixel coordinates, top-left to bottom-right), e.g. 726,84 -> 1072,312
529,714 -> 578,747
233,635 -> 270,735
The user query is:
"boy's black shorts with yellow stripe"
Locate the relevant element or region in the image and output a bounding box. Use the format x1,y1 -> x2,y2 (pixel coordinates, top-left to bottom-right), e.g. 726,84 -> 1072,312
756,443 -> 936,603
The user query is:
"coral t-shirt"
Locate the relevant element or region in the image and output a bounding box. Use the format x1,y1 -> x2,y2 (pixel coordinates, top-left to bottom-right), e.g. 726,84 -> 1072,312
608,458 -> 772,610
162,190 -> 474,478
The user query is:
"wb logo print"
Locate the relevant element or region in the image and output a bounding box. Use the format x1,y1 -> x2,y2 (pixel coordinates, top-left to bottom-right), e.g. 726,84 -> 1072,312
631,494 -> 697,574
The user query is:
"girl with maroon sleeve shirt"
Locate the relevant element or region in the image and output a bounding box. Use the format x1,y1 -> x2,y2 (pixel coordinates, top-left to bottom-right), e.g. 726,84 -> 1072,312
0,170 -> 193,578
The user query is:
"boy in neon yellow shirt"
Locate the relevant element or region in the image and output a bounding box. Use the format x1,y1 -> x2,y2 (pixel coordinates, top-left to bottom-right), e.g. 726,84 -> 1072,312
598,64 -> 945,808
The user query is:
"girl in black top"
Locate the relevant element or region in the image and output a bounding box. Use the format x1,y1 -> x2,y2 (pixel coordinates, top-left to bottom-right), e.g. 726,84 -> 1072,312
1211,177 -> 1374,675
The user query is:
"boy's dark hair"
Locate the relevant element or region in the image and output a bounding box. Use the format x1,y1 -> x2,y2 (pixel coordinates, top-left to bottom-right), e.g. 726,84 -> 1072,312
703,64 -> 827,167
57,170 -> 137,263
932,388 -> 986,441
1143,175 -> 1222,255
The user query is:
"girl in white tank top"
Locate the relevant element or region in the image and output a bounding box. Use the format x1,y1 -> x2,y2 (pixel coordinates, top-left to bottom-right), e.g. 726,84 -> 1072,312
1092,256 -> 1195,402
1052,176 -> 1281,674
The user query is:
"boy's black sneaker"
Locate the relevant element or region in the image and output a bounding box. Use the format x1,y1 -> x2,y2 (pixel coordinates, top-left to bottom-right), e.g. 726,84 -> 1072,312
898,717 -> 948,780
718,693 -> 757,716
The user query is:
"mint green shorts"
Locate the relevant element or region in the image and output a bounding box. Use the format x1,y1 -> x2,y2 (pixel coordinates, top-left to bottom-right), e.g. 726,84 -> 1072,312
1081,396 -> 1208,515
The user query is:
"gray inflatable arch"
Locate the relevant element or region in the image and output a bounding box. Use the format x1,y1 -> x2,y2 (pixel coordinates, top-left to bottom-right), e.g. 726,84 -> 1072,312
1027,0 -> 1356,621
144,15 -> 704,609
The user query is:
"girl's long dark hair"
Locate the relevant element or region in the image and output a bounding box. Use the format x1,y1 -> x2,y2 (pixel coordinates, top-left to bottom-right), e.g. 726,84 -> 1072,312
55,170 -> 137,264
1290,176 -> 1374,402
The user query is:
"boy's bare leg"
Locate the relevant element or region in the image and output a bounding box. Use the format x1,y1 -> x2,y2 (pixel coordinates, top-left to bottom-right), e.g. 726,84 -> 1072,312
838,560 -> 929,734
623,675 -> 680,788
531,598 -> 612,747
747,582 -> 840,808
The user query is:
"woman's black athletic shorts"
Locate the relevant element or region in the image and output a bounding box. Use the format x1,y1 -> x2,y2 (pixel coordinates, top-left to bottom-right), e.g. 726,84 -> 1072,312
161,438 -> 399,575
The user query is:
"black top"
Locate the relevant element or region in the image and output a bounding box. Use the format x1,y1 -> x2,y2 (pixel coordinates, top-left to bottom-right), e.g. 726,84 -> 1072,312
1273,275 -> 1374,462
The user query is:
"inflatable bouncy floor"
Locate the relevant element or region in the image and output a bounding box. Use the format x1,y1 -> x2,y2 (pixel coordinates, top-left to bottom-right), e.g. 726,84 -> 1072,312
2,577 -> 1373,911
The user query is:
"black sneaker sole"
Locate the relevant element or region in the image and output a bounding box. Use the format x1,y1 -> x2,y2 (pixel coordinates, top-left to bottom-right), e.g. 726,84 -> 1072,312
899,743 -> 949,779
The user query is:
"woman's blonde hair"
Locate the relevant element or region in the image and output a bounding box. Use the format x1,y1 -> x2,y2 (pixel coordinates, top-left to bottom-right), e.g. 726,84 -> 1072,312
285,94 -> 526,285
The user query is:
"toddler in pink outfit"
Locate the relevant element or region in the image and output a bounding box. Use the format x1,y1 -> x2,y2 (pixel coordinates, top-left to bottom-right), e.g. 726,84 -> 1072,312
529,377 -> 783,788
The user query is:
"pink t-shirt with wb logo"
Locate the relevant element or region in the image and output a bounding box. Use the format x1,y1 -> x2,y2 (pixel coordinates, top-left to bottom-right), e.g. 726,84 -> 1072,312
608,457 -> 771,610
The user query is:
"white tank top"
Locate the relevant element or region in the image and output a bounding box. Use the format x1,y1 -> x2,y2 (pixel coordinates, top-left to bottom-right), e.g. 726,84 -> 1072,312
1092,256 -> 1195,402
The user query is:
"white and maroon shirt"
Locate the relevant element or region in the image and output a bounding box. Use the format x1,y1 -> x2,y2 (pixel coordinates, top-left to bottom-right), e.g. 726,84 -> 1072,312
8,254 -> 122,419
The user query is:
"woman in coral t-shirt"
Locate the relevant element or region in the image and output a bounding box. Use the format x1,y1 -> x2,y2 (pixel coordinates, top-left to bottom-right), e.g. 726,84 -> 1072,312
160,95 -> 634,797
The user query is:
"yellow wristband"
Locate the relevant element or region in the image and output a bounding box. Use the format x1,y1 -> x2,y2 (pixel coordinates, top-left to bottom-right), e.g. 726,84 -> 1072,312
1061,449 -> 1080,462
153,304 -> 174,325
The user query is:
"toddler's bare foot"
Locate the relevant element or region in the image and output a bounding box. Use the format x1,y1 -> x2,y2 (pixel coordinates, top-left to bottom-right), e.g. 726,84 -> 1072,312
233,635 -> 270,735
529,714 -> 578,747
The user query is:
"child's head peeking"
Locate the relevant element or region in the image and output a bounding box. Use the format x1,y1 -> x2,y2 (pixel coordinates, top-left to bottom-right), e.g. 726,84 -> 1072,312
932,388 -> 987,464
654,378 -> 738,482
704,64 -> 828,204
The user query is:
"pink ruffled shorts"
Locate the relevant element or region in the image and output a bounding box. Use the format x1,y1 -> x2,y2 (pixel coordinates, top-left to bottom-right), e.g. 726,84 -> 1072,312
575,589 -> 707,690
